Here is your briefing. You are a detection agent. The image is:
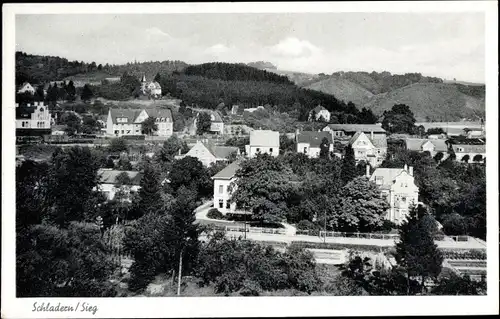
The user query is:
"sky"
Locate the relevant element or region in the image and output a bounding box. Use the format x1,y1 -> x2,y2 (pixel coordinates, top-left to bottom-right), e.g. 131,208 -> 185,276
15,13 -> 485,83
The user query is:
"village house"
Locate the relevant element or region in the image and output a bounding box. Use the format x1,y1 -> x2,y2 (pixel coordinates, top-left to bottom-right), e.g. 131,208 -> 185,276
106,108 -> 173,137
323,123 -> 387,138
193,110 -> 225,135
17,82 -> 36,95
51,124 -> 68,136
464,128 -> 485,139
308,105 -> 331,122
348,131 -> 387,167
16,102 -> 52,133
212,161 -> 241,214
175,140 -> 240,167
95,169 -> 142,201
404,138 -> 449,159
368,164 -> 419,225
451,143 -> 486,163
296,130 -> 334,158
244,105 -> 265,113
246,130 -> 280,158
140,75 -> 162,98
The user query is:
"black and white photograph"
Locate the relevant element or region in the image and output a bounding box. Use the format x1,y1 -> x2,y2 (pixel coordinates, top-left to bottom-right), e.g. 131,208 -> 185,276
2,2 -> 498,318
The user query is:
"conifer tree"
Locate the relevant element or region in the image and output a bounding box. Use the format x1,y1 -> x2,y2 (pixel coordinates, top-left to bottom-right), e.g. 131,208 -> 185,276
395,204 -> 443,294
341,145 -> 357,185
319,137 -> 330,159
137,161 -> 162,217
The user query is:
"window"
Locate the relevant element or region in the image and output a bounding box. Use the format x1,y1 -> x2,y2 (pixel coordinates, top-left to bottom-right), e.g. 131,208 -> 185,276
136,130 -> 140,133
121,130 -> 124,134
218,199 -> 224,209
303,147 -> 307,154
21,121 -> 25,127
269,148 -> 273,153
226,202 -> 230,209
256,148 -> 260,153
126,130 -> 131,134
114,130 -> 119,135
218,185 -> 224,194
401,196 -> 407,203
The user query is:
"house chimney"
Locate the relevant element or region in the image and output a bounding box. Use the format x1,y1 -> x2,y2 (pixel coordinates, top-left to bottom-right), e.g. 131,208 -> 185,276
404,164 -> 408,172
366,164 -> 370,178
409,166 -> 413,176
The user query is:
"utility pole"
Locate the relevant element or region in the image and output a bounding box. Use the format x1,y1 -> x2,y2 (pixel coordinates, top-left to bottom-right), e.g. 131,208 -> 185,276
323,210 -> 327,243
244,212 -> 247,240
177,247 -> 183,296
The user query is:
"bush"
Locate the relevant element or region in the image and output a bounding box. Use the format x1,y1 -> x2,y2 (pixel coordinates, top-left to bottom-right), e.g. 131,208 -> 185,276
207,208 -> 225,220
239,279 -> 262,296
296,220 -> 319,230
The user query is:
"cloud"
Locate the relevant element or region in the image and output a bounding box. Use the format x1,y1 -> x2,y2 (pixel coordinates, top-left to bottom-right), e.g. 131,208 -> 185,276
269,37 -> 322,58
204,43 -> 230,56
145,27 -> 172,40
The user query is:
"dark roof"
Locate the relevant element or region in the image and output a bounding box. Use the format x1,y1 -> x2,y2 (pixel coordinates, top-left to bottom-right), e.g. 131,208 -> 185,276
312,105 -> 328,113
98,169 -> 142,186
109,108 -> 173,124
212,161 -> 241,180
16,106 -> 36,119
204,142 -> 239,158
296,131 -> 333,147
325,124 -> 386,134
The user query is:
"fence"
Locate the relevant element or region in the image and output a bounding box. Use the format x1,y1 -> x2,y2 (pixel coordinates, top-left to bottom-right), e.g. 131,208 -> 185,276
206,224 -> 286,235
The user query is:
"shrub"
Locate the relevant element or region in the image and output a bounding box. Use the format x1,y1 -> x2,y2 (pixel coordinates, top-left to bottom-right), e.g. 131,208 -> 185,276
239,279 -> 262,296
296,220 -> 319,230
207,208 -> 225,220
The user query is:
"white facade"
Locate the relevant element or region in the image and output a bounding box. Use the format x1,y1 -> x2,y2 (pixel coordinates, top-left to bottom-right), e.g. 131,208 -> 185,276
15,102 -> 51,129
369,165 -> 419,225
297,142 -> 334,158
350,132 -> 387,167
18,82 -> 36,94
179,141 -> 218,167
315,109 -> 331,122
98,183 -> 141,201
248,130 -> 280,158
248,145 -> 280,158
210,121 -> 224,134
106,109 -> 173,137
213,178 -> 237,213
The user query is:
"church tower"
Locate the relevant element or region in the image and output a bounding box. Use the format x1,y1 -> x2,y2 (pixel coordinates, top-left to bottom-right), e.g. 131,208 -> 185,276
140,74 -> 147,94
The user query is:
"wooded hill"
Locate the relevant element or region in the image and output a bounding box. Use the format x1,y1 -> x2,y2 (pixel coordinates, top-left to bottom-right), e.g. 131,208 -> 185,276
302,71 -> 485,121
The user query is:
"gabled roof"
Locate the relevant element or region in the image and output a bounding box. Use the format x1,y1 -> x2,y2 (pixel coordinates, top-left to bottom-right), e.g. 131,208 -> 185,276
145,108 -> 173,121
109,108 -> 172,124
452,144 -> 485,153
296,131 -> 333,148
98,169 -> 142,186
348,131 -> 387,148
312,105 -> 329,113
370,168 -> 407,190
109,108 -> 143,124
405,138 -> 448,152
212,161 -> 241,180
325,124 -> 386,134
199,141 -> 239,159
250,130 -> 280,147
147,81 -> 162,90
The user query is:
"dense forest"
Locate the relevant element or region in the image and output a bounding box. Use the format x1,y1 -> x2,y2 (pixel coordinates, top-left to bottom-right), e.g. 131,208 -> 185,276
183,62 -> 290,83
15,51 -> 187,85
159,63 -> 373,123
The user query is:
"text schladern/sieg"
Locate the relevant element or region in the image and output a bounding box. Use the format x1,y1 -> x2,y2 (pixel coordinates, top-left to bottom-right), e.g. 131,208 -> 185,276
32,302 -> 98,315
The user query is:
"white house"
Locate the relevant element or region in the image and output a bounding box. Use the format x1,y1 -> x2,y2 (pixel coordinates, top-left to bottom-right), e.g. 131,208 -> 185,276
212,161 -> 241,214
106,108 -> 173,137
140,75 -> 162,98
451,144 -> 486,163
247,130 -> 280,158
15,102 -> 51,130
309,105 -> 331,122
17,82 -> 36,94
244,106 -> 265,113
175,140 -> 240,167
348,131 -> 387,167
464,128 -> 485,139
296,131 -> 334,158
323,123 -> 387,138
405,138 -> 449,159
95,169 -> 142,201
193,110 -> 225,135
368,164 -> 419,225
